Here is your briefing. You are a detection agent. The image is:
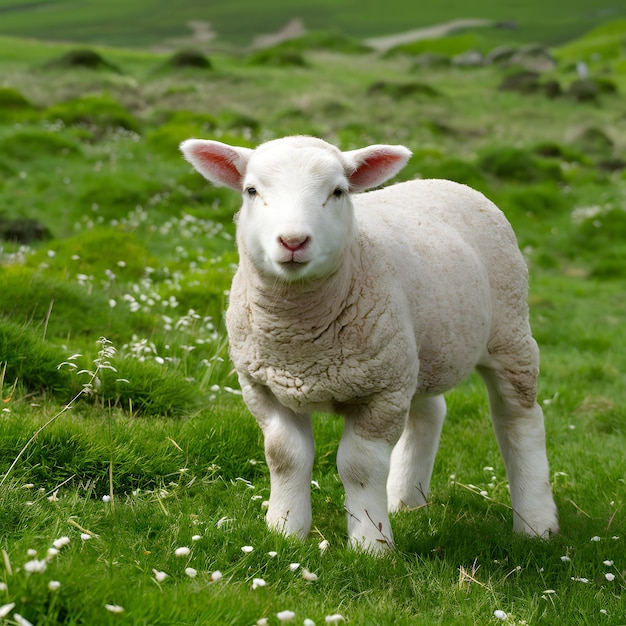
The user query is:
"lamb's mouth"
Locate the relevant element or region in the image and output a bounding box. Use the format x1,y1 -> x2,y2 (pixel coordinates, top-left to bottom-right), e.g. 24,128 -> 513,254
280,260 -> 309,272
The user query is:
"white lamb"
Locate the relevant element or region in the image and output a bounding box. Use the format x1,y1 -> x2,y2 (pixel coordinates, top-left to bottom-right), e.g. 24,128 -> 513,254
180,135 -> 559,553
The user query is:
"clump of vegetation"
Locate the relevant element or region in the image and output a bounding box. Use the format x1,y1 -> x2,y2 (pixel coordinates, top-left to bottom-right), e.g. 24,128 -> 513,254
246,47 -> 308,68
0,216 -> 50,243
0,86 -> 35,121
385,33 -> 480,58
44,48 -> 123,73
44,93 -> 140,135
477,146 -> 563,183
498,71 -> 561,98
159,49 -> 212,71
0,127 -> 82,161
366,80 -> 441,99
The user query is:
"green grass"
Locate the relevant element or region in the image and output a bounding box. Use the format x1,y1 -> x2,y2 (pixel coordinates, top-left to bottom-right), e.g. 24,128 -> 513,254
0,0 -> 623,48
1,18 -> 626,626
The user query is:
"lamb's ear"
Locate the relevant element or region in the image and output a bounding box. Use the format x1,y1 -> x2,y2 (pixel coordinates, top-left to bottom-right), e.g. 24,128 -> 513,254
180,139 -> 254,190
343,144 -> 412,192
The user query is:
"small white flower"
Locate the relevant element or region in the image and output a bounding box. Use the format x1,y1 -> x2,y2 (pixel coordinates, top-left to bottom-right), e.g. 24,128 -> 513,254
210,570 -> 223,582
605,573 -> 615,581
543,589 -> 556,594
26,549 -> 37,557
276,610 -> 295,622
102,495 -> 111,503
175,547 -> 190,557
560,555 -> 571,562
13,614 -> 34,626
80,533 -> 92,541
0,583 -> 7,592
494,609 -> 507,620
252,577 -> 266,590
480,490 -> 488,497
0,604 -> 15,619
289,563 -> 300,572
256,619 -> 269,626
23,558 -> 47,573
53,536 -> 70,549
319,539 -> 330,552
302,569 -> 318,582
152,569 -> 168,582
304,620 -> 316,626
104,604 -> 124,614
603,560 -> 614,566
311,480 -> 320,489
325,615 -> 345,624
185,567 -> 197,578
47,548 -> 59,558
241,545 -> 254,554
216,516 -> 232,529
571,577 -> 589,583
600,609 -> 608,615
591,536 -> 601,542
191,535 -> 202,541
268,551 -> 278,557
48,580 -> 61,591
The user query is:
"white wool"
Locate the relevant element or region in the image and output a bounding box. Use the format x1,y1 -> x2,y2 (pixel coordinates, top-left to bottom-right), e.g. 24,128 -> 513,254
180,135 -> 559,553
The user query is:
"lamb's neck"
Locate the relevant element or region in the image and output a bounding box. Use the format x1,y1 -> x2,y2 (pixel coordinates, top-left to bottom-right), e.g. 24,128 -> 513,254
244,245 -> 360,333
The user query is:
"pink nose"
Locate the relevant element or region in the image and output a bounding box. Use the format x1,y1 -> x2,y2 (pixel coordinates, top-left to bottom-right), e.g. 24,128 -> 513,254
279,235 -> 310,252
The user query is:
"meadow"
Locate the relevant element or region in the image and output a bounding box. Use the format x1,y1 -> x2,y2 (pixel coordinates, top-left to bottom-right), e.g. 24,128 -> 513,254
0,15 -> 626,626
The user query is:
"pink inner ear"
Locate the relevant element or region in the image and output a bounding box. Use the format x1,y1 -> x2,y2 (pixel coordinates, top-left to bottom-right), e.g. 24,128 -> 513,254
194,145 -> 243,189
348,151 -> 404,190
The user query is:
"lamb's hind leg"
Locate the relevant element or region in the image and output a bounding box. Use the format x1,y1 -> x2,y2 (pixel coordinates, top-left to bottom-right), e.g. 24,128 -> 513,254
387,395 -> 446,512
477,339 -> 559,537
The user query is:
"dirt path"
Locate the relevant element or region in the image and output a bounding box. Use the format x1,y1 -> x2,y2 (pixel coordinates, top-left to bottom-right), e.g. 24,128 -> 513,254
364,18 -> 493,52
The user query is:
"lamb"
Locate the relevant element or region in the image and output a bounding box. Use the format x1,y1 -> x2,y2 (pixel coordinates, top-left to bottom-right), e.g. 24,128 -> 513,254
180,135 -> 559,553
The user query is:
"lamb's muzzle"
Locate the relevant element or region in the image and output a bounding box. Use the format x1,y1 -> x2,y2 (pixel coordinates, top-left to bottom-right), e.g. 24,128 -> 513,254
180,134 -> 559,554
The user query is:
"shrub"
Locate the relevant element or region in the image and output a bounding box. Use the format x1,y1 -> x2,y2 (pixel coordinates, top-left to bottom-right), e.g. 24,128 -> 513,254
247,48 -> 308,68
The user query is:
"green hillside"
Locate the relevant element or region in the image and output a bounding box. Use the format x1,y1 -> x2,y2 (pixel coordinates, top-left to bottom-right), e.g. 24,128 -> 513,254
0,0 -> 623,49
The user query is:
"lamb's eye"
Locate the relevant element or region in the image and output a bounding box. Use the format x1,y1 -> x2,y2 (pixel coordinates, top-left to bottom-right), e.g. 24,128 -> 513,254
246,187 -> 257,197
332,188 -> 344,198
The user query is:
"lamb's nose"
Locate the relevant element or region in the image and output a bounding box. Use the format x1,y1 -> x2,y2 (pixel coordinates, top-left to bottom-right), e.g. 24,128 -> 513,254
278,235 -> 310,252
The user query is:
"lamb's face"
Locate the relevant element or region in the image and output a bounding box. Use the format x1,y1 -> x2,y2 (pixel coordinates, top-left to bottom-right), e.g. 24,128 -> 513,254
239,145 -> 356,282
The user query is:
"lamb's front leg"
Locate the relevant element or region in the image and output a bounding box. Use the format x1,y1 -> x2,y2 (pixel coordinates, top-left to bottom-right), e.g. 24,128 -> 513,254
338,410 -> 404,554
262,408 -> 314,538
241,381 -> 314,539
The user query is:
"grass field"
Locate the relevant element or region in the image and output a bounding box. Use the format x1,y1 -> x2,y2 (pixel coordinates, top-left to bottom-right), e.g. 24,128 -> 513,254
0,0 -> 623,49
0,15 -> 625,626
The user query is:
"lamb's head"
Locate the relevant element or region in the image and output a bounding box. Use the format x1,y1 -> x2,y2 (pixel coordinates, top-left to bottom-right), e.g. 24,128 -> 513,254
180,136 -> 411,281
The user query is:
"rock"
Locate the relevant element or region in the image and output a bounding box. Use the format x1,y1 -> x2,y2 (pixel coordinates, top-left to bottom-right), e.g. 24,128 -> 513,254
453,49 -> 484,67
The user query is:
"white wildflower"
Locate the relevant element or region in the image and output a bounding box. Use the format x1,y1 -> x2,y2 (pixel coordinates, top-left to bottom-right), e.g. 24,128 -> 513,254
102,495 -> 110,503
252,578 -> 266,590
191,535 -> 202,541
23,559 -> 47,573
603,560 -> 614,566
104,604 -> 124,614
256,619 -> 269,626
289,563 -> 300,572
319,539 -> 330,552
13,614 -> 34,626
304,620 -> 316,626
276,610 -> 295,622
591,536 -> 601,542
80,533 -> 92,541
325,615 -> 345,624
302,569 -> 318,582
47,548 -> 59,558
210,570 -> 222,582
605,573 -> 615,581
0,604 -> 15,619
560,556 -> 570,562
48,580 -> 61,591
241,545 -> 254,554
152,569 -> 168,582
268,551 -> 278,557
26,549 -> 37,557
494,609 -> 507,620
53,536 -> 70,549
174,546 -> 190,557
185,567 -> 197,578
